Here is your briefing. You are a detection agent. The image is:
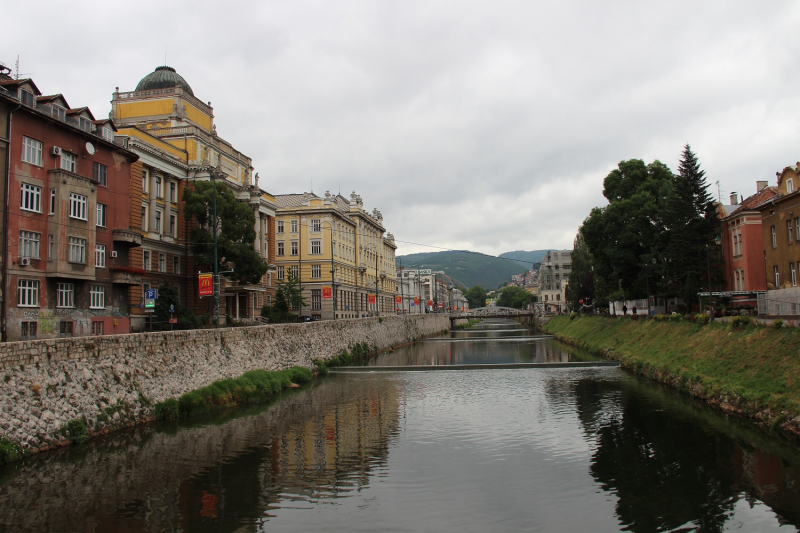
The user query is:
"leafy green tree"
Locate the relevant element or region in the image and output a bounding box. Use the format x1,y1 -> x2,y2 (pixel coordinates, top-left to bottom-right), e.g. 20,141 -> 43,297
566,232 -> 595,310
183,180 -> 268,284
153,278 -> 202,330
497,286 -> 532,309
465,285 -> 488,309
275,275 -> 306,315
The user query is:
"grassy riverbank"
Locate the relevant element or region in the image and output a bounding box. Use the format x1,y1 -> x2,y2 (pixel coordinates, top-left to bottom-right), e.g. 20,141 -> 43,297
544,315 -> 800,435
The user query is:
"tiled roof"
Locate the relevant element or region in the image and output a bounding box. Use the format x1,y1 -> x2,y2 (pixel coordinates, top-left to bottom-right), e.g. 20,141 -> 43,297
273,193 -> 318,208
729,186 -> 779,217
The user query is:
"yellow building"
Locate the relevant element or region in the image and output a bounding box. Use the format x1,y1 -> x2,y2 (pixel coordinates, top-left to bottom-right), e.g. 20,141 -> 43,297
110,66 -> 278,326
273,191 -> 397,320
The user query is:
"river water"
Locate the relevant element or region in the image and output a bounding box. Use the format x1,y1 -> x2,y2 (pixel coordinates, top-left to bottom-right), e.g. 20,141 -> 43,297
1,319 -> 800,532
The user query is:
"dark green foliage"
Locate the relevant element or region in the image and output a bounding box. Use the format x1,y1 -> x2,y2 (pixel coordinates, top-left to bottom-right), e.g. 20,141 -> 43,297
731,315 -> 751,329
465,286 -> 488,309
67,418 -> 89,444
396,251 -> 528,290
498,250 -> 550,268
183,180 -> 268,284
773,319 -> 784,329
496,286 -> 531,309
695,313 -> 710,325
275,275 -> 306,315
154,398 -> 180,420
0,438 -> 21,465
153,278 -> 201,330
566,232 -> 596,308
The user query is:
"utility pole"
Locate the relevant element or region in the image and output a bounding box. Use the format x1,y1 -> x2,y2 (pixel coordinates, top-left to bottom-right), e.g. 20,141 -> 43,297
212,169 -> 219,328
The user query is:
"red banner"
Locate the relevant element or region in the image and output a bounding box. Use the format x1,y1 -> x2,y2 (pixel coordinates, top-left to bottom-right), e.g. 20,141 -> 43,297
368,294 -> 376,304
427,300 -> 433,307
322,286 -> 332,299
414,297 -> 420,306
198,273 -> 213,296
395,295 -> 402,304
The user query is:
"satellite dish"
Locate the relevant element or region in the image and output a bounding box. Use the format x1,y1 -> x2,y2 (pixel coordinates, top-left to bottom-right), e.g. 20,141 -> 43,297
85,142 -> 95,155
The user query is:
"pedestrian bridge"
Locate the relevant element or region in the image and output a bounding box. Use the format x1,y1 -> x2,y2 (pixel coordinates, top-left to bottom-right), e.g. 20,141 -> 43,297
449,306 -> 535,326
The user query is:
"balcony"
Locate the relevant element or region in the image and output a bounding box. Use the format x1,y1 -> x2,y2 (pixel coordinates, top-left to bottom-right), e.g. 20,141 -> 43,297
112,229 -> 143,247
110,267 -> 144,285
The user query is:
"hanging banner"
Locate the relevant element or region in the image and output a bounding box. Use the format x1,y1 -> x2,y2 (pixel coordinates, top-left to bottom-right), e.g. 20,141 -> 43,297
438,302 -> 443,309
198,273 -> 213,296
395,295 -> 402,304
368,294 -> 376,304
414,296 -> 420,306
427,300 -> 433,307
322,286 -> 332,299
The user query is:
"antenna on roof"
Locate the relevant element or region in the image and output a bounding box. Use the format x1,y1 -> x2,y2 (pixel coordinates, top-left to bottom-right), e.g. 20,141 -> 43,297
13,56 -> 31,81
716,181 -> 721,203
311,177 -> 313,194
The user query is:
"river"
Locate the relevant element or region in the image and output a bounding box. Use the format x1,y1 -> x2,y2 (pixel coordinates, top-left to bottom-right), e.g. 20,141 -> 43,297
1,319 -> 799,532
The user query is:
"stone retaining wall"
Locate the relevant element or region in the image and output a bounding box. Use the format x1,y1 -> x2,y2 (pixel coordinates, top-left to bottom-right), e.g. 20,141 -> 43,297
0,314 -> 449,455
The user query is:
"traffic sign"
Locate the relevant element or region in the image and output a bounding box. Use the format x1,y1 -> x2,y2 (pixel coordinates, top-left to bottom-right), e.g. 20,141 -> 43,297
144,289 -> 156,309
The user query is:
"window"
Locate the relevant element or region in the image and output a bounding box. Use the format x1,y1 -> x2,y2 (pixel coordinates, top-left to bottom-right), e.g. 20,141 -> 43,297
793,263 -> 798,287
51,105 -> 66,120
48,235 -> 54,261
143,250 -> 151,270
22,137 -> 43,166
141,205 -> 149,231
69,193 -> 87,220
796,218 -> 800,243
90,285 -> 105,309
277,266 -> 285,280
310,240 -> 321,255
169,182 -> 177,202
788,178 -> 795,194
96,203 -> 107,227
95,244 -> 106,267
772,226 -> 777,248
277,220 -> 284,234
20,183 -> 42,212
78,117 -> 92,132
17,279 -> 39,307
790,221 -> 794,243
169,214 -> 176,237
312,289 -> 321,310
775,265 -> 780,287
57,283 -> 75,308
68,237 -> 87,263
19,89 -> 35,107
290,265 -> 298,278
60,152 -> 77,172
311,264 -> 321,278
19,231 -> 41,259
734,270 -> 740,291
154,210 -> 162,233
291,241 -> 298,256
155,176 -> 162,198
158,253 -> 166,272
93,162 -> 108,186
739,269 -> 745,291
142,170 -> 149,193
101,126 -> 114,142
49,189 -> 55,215
20,321 -> 37,340
290,220 -> 298,233
91,321 -> 104,335
311,219 -> 321,232
173,256 -> 180,274
277,242 -> 285,256
60,321 -> 73,337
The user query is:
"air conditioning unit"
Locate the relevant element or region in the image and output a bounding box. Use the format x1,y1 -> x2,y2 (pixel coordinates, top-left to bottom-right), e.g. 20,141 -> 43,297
19,257 -> 30,266
111,251 -> 118,258
50,146 -> 62,156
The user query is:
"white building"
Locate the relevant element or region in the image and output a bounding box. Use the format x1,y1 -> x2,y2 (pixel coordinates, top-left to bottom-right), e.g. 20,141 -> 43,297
539,250 -> 571,313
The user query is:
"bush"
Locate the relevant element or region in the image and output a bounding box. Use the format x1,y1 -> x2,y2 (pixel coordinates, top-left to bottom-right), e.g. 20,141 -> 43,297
695,312 -> 710,326
653,314 -> 667,322
731,315 -> 751,329
0,437 -> 21,465
67,418 -> 89,444
668,313 -> 682,322
772,319 -> 784,329
569,312 -> 578,321
154,398 -> 179,420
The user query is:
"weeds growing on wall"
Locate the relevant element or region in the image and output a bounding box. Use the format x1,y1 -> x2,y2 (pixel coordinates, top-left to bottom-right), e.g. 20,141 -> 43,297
66,418 -> 89,444
0,438 -> 21,465
153,367 -> 313,421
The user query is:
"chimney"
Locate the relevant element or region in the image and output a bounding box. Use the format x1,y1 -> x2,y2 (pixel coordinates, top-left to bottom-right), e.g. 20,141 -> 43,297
730,192 -> 738,205
757,180 -> 768,192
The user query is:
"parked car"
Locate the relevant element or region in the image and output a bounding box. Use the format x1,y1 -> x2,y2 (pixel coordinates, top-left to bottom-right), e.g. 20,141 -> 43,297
297,316 -> 312,323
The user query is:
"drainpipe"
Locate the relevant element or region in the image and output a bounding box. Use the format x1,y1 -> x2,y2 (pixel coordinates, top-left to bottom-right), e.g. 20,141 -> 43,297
2,103 -> 22,341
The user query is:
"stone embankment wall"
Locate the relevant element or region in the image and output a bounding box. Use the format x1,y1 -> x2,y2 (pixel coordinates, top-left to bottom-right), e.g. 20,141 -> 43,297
0,314 -> 449,455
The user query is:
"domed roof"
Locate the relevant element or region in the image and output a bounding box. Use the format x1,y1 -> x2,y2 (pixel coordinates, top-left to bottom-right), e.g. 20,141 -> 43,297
135,66 -> 194,96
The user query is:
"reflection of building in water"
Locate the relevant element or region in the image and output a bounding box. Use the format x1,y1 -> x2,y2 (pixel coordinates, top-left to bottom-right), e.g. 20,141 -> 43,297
0,376 -> 400,532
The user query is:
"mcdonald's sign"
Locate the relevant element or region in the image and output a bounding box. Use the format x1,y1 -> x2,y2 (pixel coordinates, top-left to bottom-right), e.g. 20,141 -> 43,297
198,273 -> 213,296
368,294 -> 376,304
322,286 -> 332,299
395,295 -> 402,304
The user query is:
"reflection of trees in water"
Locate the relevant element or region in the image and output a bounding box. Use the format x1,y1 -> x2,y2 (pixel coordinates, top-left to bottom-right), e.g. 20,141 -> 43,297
569,376 -> 800,532
0,375 -> 401,532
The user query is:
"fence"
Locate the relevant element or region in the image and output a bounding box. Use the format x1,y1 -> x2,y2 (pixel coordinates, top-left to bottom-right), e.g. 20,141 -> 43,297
757,289 -> 800,316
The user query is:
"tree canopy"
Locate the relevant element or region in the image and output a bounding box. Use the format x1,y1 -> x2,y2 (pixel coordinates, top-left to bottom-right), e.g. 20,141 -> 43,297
183,180 -> 268,285
465,285 -> 488,309
496,286 -> 532,309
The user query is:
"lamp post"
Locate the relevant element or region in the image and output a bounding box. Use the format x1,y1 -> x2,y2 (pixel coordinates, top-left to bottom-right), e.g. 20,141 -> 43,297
211,167 -> 223,328
705,235 -> 722,310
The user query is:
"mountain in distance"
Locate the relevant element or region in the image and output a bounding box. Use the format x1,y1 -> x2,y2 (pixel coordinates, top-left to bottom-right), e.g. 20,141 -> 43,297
397,250 -> 530,290
498,250 -> 551,269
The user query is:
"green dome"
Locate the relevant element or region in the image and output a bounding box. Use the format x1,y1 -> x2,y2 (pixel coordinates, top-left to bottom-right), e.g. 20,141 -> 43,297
135,66 -> 194,96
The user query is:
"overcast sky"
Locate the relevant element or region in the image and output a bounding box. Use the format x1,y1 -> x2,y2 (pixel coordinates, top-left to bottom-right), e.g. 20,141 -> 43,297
5,1 -> 800,257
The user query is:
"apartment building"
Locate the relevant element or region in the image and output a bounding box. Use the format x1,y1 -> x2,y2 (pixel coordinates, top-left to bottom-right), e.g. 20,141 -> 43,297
539,250 -> 571,313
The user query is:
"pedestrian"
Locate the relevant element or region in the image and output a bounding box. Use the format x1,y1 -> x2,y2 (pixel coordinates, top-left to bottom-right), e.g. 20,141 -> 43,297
632,305 -> 637,316
622,304 -> 627,316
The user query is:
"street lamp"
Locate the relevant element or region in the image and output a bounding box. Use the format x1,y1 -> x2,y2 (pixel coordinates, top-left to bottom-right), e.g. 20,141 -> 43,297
210,166 -> 225,328
705,235 -> 722,309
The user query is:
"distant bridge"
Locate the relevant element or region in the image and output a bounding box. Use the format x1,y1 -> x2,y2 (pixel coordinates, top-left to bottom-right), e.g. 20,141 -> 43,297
449,306 -> 535,326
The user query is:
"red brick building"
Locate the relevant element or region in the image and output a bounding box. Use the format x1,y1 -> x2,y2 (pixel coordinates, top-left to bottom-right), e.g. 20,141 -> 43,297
0,73 -> 139,340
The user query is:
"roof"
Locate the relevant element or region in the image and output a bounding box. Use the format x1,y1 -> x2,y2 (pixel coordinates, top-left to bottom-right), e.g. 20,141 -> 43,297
0,78 -> 41,95
66,107 -> 96,120
136,66 -> 194,96
728,186 -> 779,217
273,193 -> 319,209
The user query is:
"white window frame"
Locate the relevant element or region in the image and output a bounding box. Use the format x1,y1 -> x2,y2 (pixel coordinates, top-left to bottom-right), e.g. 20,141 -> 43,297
775,266 -> 780,287
173,256 -> 180,274
20,183 -> 42,213
143,250 -> 151,270
277,266 -> 285,280
155,209 -> 162,234
48,235 -> 54,261
90,285 -> 105,309
310,240 -> 321,255
169,182 -> 177,202
17,279 -> 39,307
69,193 -> 87,220
95,244 -> 106,268
22,137 -> 43,166
158,253 -> 166,273
291,241 -> 298,256
96,203 -> 107,227
93,162 -> 108,186
141,205 -> 149,231
277,242 -> 285,256
155,175 -> 163,198
290,220 -> 298,233
277,220 -> 284,234
311,264 -> 321,278
49,189 -> 55,215
142,170 -> 149,193
788,178 -> 795,194
51,104 -> 66,120
169,214 -> 176,237
57,283 -> 75,308
101,127 -> 113,142
311,219 -> 321,232
290,265 -> 298,278
772,226 -> 777,248
68,237 -> 87,263
60,152 -> 77,172
19,231 -> 41,259
793,263 -> 798,287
